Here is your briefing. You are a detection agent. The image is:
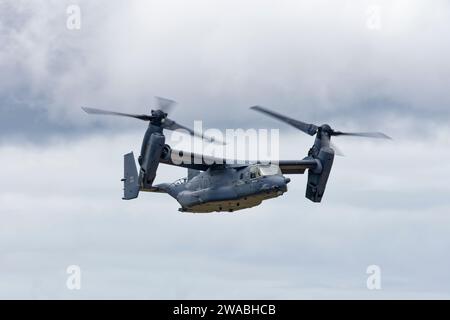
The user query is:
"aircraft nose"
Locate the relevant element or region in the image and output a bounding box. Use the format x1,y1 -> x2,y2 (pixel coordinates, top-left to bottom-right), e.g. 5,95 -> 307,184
271,175 -> 288,192
262,175 -> 288,193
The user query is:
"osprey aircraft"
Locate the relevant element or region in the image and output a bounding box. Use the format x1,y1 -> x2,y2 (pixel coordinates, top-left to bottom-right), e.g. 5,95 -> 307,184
82,98 -> 391,213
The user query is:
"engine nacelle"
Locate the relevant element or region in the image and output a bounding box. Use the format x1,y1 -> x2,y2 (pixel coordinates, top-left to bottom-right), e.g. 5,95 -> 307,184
160,144 -> 172,161
140,133 -> 165,187
305,146 -> 334,203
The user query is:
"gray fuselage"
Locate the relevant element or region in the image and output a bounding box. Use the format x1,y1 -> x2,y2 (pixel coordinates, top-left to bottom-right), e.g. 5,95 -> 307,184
162,164 -> 290,213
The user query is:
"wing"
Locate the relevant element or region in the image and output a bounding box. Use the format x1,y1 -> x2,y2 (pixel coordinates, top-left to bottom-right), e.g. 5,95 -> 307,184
159,149 -> 225,171
159,149 -> 318,173
278,160 -> 318,174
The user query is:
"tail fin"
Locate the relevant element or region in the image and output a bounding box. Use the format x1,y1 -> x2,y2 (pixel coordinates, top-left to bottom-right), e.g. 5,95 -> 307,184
122,152 -> 140,200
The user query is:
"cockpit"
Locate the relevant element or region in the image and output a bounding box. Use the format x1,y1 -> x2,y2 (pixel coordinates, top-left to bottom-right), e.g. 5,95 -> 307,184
172,177 -> 187,186
249,164 -> 282,179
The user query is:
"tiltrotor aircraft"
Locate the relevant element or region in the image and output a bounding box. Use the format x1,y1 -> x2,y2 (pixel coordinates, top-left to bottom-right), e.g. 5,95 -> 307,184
82,98 -> 390,213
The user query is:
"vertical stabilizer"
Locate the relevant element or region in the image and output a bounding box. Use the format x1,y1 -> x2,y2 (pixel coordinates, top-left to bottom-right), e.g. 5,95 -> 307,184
122,152 -> 140,200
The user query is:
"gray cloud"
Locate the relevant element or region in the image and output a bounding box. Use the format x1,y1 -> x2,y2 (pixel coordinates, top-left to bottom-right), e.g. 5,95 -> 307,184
1,130 -> 450,298
1,0 -> 450,140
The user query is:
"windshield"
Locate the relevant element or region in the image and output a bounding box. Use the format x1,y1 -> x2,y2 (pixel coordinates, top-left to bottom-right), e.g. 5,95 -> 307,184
258,164 -> 281,176
172,177 -> 187,185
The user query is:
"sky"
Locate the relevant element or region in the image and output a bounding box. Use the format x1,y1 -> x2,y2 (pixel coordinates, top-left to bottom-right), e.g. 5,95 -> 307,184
1,0 -> 450,299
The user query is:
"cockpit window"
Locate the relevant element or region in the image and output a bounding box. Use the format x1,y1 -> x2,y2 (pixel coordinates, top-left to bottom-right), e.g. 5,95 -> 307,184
246,164 -> 281,179
258,164 -> 281,176
249,166 -> 260,179
172,177 -> 187,185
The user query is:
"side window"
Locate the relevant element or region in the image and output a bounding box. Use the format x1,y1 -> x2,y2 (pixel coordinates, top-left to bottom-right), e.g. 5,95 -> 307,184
250,166 -> 260,179
250,168 -> 256,179
240,173 -> 244,180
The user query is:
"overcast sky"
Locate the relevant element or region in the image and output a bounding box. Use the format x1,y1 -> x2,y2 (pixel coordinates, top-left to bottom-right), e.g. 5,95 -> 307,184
1,0 -> 450,299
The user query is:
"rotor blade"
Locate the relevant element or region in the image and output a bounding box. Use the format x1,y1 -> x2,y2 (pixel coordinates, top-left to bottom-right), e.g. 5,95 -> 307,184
330,141 -> 345,157
332,131 -> 392,139
81,107 -> 152,121
155,96 -> 177,114
163,118 -> 225,144
250,105 -> 318,136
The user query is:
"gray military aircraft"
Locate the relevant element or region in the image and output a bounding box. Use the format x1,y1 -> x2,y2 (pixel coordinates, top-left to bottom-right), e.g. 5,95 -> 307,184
82,98 -> 391,213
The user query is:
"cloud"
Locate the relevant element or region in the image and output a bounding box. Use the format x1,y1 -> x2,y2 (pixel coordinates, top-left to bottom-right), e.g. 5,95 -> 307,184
1,129 -> 449,298
1,0 -> 450,141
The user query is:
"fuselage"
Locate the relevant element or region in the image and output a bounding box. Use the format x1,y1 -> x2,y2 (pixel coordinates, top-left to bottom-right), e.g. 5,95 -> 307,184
165,164 -> 290,213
